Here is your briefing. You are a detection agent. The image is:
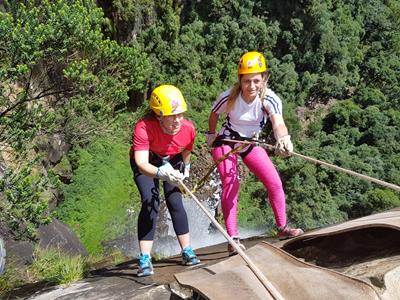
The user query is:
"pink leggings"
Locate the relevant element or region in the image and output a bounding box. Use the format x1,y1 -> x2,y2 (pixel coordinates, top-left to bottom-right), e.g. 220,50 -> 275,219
212,145 -> 287,236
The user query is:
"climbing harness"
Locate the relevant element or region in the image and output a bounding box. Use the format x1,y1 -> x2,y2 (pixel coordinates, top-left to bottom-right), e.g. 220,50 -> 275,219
190,142 -> 248,194
221,138 -> 400,192
178,180 -> 285,300
190,127 -> 261,194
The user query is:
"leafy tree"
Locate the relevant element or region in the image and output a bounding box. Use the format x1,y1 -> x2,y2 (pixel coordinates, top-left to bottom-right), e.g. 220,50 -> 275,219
238,177 -> 275,229
262,1 -> 364,104
0,0 -> 150,155
0,163 -> 51,240
352,188 -> 400,218
0,0 -> 150,241
97,0 -> 156,42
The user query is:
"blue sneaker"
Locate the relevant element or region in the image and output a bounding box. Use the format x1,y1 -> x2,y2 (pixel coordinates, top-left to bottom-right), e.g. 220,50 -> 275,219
137,254 -> 154,277
182,246 -> 200,266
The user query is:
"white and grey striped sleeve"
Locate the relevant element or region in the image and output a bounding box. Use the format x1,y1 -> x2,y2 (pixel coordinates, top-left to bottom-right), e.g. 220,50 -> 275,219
211,90 -> 230,114
263,89 -> 283,117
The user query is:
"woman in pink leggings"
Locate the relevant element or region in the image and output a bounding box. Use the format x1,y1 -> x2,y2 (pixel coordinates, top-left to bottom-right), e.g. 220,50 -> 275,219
206,51 -> 304,255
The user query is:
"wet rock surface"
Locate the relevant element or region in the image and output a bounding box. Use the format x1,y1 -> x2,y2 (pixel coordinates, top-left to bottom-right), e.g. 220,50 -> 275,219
10,237 -> 273,300
5,233 -> 400,300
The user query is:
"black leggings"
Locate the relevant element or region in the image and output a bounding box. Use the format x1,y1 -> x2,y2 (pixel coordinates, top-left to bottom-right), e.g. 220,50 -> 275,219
131,156 -> 189,241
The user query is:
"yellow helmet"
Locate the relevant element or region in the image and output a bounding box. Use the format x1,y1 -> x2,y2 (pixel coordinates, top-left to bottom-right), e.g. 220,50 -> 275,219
149,85 -> 187,116
238,51 -> 267,76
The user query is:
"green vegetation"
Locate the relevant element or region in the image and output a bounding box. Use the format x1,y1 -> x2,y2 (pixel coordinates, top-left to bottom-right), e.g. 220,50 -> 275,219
30,247 -> 90,285
238,178 -> 275,228
0,163 -> 52,240
56,134 -> 141,254
0,0 -> 150,156
0,0 -> 148,240
0,265 -> 24,295
0,247 -> 91,295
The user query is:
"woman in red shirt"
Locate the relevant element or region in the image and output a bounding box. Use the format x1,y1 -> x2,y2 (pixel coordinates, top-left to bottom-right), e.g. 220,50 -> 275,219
130,85 -> 200,277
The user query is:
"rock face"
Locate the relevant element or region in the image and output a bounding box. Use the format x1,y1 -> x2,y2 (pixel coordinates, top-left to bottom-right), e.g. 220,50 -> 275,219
23,277 -> 173,300
176,209 -> 400,300
35,134 -> 71,167
4,209 -> 400,300
175,242 -> 383,300
4,218 -> 87,270
37,218 -> 87,257
5,227 -> 400,300
281,209 -> 400,299
5,239 -> 34,267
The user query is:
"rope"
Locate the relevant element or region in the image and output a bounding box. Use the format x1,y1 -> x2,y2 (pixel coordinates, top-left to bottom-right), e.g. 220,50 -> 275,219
221,138 -> 400,192
178,180 -> 285,300
190,143 -> 248,194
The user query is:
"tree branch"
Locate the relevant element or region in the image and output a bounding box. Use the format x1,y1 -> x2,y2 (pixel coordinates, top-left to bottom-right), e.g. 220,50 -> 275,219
0,88 -> 74,118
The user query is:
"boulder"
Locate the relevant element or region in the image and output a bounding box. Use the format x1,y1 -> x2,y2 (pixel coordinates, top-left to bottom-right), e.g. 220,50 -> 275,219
37,219 -> 87,256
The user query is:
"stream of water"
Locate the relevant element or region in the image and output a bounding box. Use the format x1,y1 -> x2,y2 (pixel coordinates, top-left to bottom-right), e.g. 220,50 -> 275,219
144,198 -> 267,258
107,198 -> 267,258
107,172 -> 267,258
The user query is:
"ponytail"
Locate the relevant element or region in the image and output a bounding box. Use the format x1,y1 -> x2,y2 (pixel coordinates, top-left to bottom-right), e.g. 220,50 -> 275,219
258,72 -> 269,102
226,83 -> 241,113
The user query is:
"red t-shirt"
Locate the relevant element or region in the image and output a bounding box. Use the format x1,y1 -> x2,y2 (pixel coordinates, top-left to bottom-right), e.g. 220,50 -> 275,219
131,117 -> 196,157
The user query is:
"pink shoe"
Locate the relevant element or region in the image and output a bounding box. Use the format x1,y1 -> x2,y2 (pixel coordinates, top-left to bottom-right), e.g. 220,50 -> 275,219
278,225 -> 304,240
227,236 -> 246,256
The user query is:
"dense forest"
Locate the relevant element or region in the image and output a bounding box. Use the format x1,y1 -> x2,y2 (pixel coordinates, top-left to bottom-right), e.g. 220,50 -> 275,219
1,0 -> 399,258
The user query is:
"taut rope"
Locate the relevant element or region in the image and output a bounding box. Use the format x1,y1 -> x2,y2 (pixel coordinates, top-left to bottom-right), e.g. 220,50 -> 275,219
222,138 -> 400,192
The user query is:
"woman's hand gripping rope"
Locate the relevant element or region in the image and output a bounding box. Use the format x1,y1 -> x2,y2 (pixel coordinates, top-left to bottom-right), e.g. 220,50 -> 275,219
156,162 -> 184,186
188,143 -> 249,195
275,135 -> 293,157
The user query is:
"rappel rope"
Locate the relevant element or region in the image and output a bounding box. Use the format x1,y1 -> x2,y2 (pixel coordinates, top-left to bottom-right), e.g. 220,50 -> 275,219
221,138 -> 400,192
190,143 -> 248,194
178,179 -> 285,300
177,137 -> 398,299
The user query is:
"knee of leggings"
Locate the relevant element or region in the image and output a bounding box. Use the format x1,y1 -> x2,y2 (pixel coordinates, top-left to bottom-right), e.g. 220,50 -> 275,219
266,182 -> 284,195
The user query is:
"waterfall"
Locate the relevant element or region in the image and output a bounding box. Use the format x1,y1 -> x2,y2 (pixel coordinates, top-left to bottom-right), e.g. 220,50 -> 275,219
152,197 -> 267,258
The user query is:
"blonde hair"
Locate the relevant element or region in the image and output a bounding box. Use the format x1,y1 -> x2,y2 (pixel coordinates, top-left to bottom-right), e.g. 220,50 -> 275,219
225,73 -> 269,113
